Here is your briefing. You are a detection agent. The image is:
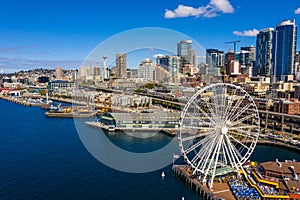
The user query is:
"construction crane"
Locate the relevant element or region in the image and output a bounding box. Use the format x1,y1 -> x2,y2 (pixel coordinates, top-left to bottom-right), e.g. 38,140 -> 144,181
225,40 -> 241,53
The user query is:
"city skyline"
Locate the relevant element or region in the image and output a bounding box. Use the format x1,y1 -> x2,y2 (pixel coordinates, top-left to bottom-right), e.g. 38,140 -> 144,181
1,0 -> 300,73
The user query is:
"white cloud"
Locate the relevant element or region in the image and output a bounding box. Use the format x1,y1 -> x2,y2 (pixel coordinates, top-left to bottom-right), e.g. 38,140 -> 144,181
164,5 -> 207,18
233,29 -> 259,37
295,7 -> 300,14
210,0 -> 234,13
164,0 -> 234,19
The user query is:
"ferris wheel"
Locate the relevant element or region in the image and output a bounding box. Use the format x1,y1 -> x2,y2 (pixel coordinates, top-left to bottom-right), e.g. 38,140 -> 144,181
178,83 -> 260,189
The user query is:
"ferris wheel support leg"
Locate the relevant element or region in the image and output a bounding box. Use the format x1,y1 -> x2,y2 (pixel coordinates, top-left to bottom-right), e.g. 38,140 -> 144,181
208,135 -> 223,190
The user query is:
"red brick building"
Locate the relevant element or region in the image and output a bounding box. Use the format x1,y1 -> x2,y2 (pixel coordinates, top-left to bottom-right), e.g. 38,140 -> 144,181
273,99 -> 300,115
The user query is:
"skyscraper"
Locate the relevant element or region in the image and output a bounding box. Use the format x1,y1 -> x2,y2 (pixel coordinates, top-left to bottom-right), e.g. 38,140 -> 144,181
116,54 -> 127,78
206,49 -> 225,68
177,40 -> 195,67
272,19 -> 297,82
240,46 -> 255,67
256,28 -> 274,77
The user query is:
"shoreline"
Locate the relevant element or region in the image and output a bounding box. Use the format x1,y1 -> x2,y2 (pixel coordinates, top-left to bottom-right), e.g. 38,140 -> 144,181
0,96 -> 299,152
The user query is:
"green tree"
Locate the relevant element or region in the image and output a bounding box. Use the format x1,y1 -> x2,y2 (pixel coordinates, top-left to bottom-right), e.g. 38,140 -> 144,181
144,82 -> 155,89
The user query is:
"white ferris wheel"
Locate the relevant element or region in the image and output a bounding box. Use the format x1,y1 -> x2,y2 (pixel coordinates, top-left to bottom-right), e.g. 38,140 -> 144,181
178,83 -> 260,189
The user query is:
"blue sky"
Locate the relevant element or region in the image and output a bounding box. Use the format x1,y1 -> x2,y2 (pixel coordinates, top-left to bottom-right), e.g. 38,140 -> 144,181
1,0 -> 300,73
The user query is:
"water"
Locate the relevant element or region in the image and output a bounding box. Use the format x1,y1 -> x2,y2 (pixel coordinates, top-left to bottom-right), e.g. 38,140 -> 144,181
0,99 -> 299,199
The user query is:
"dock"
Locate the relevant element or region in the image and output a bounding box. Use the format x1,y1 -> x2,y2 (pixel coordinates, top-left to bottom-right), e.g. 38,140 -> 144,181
173,165 -> 236,200
0,95 -> 41,107
85,121 -> 177,137
46,112 -> 96,118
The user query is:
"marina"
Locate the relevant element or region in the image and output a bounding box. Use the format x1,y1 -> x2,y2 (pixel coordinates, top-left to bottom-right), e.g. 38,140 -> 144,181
0,95 -> 42,107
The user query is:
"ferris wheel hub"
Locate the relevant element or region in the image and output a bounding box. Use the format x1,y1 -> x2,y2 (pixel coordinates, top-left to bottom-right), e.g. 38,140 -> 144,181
221,126 -> 228,135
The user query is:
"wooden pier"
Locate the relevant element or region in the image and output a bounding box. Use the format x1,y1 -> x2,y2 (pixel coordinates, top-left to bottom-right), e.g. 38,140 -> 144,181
0,95 -> 41,107
173,165 -> 236,200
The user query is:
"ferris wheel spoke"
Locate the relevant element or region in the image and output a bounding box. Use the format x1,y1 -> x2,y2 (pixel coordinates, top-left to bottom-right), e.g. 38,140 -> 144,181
222,139 -> 235,168
226,94 -> 247,122
227,134 -> 250,150
196,134 -> 216,169
228,129 -> 257,140
184,134 -> 215,155
192,101 -> 216,124
216,88 -> 227,118
224,87 -> 237,119
224,134 -> 242,167
205,101 -> 218,120
211,86 -> 220,119
181,130 -> 214,142
221,88 -> 227,116
228,113 -> 255,127
228,103 -> 252,123
199,135 -> 220,173
184,126 -> 213,131
191,145 -> 208,164
202,135 -> 223,183
227,136 -> 243,161
184,112 -> 213,127
191,136 -> 216,164
221,141 -> 228,164
230,125 -> 258,130
208,135 -> 224,188
197,134 -> 220,170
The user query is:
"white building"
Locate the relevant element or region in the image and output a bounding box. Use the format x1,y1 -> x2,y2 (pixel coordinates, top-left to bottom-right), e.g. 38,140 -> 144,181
138,59 -> 156,82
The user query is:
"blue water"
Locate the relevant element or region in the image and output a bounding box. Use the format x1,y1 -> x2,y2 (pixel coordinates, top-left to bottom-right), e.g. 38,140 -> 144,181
0,99 -> 299,199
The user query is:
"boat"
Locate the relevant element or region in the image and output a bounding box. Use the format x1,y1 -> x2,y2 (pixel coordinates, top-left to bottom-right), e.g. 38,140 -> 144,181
45,105 -> 96,118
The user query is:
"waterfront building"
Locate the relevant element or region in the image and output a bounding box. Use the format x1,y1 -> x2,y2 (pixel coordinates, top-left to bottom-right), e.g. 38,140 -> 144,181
273,98 -> 300,115
100,112 -> 179,129
116,54 -> 127,78
55,67 -> 63,79
47,80 -> 76,96
258,160 -> 300,199
256,28 -> 274,77
138,58 -> 156,82
177,40 -> 195,68
272,19 -> 297,82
